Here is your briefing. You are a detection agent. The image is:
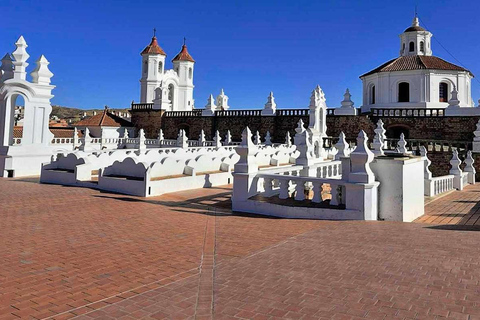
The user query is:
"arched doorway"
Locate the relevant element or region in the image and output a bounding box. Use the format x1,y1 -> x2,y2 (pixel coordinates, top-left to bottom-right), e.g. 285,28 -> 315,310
178,123 -> 190,138
386,125 -> 410,139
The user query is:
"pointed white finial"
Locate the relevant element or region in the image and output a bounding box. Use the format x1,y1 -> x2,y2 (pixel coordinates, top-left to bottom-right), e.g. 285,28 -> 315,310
448,86 -> 460,108
1,53 -> 14,82
341,88 -> 354,108
225,130 -> 232,145
295,119 -> 305,134
241,127 -> 254,146
335,132 -> 349,160
372,119 -> 386,156
12,36 -> 29,80
157,129 -> 163,141
254,131 -> 261,145
216,89 -> 229,110
449,149 -> 462,176
31,55 -> 54,85
264,131 -> 272,146
396,133 -> 408,153
214,130 -> 222,147
419,146 -> 432,179
176,129 -> 188,148
205,94 -> 216,110
285,131 -> 292,147
262,91 -> 276,115
199,129 -> 206,145
349,130 -> 375,184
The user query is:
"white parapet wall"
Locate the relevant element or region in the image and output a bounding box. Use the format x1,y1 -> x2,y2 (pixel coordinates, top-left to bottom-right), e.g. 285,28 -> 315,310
370,155 -> 425,222
41,142 -> 299,197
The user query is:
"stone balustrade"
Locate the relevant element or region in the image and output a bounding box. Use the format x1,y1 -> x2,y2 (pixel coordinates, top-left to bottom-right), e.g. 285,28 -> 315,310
426,175 -> 455,197
371,108 -> 445,118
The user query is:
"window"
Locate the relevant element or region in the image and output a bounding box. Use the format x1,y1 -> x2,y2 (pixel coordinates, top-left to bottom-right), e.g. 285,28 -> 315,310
158,61 -> 163,73
420,41 -> 425,52
371,85 -> 376,104
143,61 -> 147,74
188,67 -> 192,79
439,83 -> 448,102
402,43 -> 406,53
409,42 -> 415,52
398,82 -> 410,102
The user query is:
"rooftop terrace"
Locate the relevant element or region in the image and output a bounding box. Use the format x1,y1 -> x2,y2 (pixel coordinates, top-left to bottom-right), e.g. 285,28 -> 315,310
1,178 -> 480,319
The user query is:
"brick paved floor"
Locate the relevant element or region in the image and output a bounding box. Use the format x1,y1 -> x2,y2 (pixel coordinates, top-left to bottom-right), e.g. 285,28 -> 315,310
1,178 -> 480,319
419,184 -> 480,226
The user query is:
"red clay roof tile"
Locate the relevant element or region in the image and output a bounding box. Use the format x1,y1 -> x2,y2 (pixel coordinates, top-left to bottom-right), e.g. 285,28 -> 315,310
141,37 -> 166,56
73,108 -> 132,127
172,45 -> 195,63
360,55 -> 473,78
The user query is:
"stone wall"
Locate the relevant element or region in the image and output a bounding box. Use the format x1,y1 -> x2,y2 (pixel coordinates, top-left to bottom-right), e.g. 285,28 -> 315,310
131,108 -> 480,180
132,109 -> 479,142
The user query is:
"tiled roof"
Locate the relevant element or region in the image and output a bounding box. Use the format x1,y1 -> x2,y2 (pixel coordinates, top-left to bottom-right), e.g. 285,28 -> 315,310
404,26 -> 426,32
74,108 -> 132,127
141,37 -> 166,56
13,127 -> 84,138
360,55 -> 473,78
172,45 -> 195,63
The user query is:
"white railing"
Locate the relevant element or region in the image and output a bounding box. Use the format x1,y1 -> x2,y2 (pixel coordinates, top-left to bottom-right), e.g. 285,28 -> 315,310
311,161 -> 342,179
257,173 -> 346,206
425,175 -> 454,197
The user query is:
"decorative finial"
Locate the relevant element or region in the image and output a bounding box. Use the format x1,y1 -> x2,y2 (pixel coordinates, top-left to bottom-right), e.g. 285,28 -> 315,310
183,37 -> 186,46
153,28 -> 156,38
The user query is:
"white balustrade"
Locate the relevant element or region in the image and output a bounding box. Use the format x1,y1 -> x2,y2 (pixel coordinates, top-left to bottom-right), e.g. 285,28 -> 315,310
258,173 -> 346,207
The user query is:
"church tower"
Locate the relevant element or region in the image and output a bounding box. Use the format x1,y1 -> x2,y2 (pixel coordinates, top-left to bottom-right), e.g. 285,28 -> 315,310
140,31 -> 166,103
399,15 -> 432,57
172,40 -> 195,111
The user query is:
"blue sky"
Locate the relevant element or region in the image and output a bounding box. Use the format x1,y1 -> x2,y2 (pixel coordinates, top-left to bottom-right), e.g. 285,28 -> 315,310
1,0 -> 479,110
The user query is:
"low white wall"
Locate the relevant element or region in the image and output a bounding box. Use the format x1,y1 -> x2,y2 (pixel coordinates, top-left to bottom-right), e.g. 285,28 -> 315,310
371,156 -> 424,222
232,199 -> 363,220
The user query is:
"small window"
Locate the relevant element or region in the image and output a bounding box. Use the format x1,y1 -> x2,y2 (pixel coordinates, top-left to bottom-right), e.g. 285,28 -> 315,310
143,61 -> 148,74
158,61 -> 163,73
420,41 -> 425,52
168,84 -> 174,103
402,43 -> 406,53
371,85 -> 376,104
398,82 -> 410,102
409,42 -> 415,52
439,83 -> 448,102
188,67 -> 192,79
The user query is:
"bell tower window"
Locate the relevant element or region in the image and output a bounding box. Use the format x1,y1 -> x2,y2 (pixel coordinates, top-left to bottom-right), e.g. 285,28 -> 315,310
370,85 -> 376,104
158,61 -> 163,73
439,83 -> 448,102
420,41 -> 425,53
398,82 -> 410,102
409,42 -> 415,52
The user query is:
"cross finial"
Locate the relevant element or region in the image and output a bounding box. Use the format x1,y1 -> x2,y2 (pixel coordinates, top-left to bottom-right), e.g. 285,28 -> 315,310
153,28 -> 156,37
183,37 -> 186,46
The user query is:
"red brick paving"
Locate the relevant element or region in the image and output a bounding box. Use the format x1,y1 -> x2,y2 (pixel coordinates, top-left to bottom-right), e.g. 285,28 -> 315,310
419,184 -> 480,226
1,178 -> 480,319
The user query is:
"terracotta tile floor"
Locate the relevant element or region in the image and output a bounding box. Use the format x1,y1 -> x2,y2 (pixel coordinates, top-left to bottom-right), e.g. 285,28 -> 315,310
1,178 -> 480,319
418,184 -> 480,226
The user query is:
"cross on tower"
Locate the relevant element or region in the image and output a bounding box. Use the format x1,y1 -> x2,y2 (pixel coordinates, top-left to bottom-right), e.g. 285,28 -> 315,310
153,28 -> 156,37
183,37 -> 186,46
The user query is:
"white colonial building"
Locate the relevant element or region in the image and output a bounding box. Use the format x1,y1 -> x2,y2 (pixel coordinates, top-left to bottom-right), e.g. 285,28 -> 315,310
360,15 -> 474,112
139,34 -> 195,111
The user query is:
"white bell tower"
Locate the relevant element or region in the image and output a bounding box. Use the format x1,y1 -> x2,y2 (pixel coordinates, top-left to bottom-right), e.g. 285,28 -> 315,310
140,29 -> 166,103
172,39 -> 195,111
